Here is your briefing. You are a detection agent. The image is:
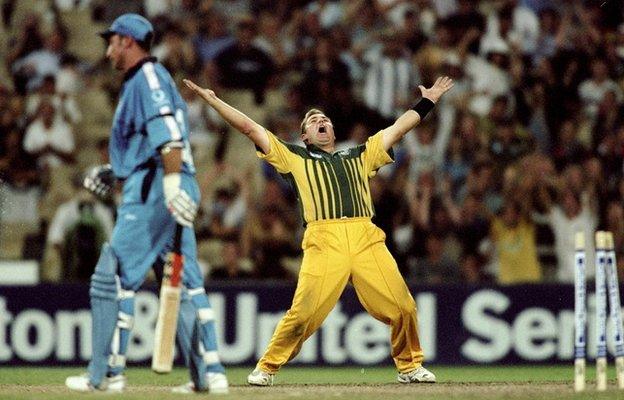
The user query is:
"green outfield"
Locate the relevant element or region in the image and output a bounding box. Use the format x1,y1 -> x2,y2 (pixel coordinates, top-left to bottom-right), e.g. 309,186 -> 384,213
0,365 -> 621,399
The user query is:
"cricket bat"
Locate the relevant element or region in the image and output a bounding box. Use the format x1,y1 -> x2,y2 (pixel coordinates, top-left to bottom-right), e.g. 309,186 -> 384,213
152,224 -> 184,373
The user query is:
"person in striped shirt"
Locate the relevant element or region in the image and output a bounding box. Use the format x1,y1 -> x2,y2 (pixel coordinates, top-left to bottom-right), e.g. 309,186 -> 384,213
184,75 -> 453,386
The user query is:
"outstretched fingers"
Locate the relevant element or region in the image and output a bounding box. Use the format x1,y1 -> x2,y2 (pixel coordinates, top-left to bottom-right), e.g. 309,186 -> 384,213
436,76 -> 454,92
183,79 -> 216,102
183,79 -> 199,91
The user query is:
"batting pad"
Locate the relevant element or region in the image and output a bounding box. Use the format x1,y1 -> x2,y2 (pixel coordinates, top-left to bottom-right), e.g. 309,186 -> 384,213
176,291 -> 207,390
190,289 -> 224,373
87,243 -> 120,387
108,294 -> 135,376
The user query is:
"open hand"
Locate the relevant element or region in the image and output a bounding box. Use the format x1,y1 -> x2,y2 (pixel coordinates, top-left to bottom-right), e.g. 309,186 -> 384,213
419,76 -> 454,104
183,79 -> 217,103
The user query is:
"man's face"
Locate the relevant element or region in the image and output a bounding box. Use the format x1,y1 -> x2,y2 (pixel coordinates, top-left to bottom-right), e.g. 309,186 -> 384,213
302,113 -> 335,148
105,34 -> 128,71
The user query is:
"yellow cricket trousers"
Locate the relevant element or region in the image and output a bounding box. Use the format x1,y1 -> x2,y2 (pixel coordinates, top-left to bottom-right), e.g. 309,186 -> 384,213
257,217 -> 424,373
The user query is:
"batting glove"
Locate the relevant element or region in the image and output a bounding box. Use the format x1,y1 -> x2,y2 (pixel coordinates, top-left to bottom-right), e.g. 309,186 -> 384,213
84,164 -> 115,199
163,173 -> 198,227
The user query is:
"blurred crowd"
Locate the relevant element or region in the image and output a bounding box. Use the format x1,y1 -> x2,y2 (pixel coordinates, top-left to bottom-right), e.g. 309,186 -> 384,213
1,0 -> 624,285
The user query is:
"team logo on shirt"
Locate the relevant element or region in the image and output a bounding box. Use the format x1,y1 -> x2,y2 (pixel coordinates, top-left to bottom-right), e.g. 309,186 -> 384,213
151,89 -> 166,104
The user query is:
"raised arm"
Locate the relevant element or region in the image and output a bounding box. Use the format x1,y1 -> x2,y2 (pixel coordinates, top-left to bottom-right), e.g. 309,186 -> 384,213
183,79 -> 270,153
381,76 -> 454,151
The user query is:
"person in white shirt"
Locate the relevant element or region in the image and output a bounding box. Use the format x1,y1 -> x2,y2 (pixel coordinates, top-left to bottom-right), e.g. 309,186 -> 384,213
11,25 -> 67,92
364,31 -> 421,119
23,100 -> 75,170
537,169 -> 598,283
47,183 -> 114,281
47,192 -> 114,251
578,58 -> 623,120
480,1 -> 539,56
25,74 -> 82,125
464,39 -> 512,117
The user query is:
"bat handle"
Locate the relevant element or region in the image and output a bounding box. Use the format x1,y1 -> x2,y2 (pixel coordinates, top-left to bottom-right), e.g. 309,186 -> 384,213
173,224 -> 183,253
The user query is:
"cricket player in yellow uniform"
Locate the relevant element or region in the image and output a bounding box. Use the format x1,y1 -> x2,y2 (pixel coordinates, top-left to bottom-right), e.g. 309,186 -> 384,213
184,76 -> 454,385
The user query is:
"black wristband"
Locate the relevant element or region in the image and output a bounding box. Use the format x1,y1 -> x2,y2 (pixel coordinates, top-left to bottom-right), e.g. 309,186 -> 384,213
411,98 -> 435,119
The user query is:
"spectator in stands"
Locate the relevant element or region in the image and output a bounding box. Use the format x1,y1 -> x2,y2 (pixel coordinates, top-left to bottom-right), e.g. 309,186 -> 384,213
5,12 -> 44,94
347,0 -> 386,64
152,21 -> 199,76
363,30 -> 420,119
414,20 -> 456,84
592,89 -> 624,148
487,198 -> 542,284
479,95 -> 512,139
488,119 -> 533,169
11,24 -> 70,93
207,16 -> 275,104
520,78 -> 551,153
578,58 -> 623,121
537,170 -> 599,283
0,128 -> 41,225
443,135 -> 471,194
0,128 -> 39,188
480,1 -> 539,56
463,36 -> 512,117
533,7 -> 561,65
458,158 -> 502,214
22,99 -> 75,171
253,11 -> 294,71
453,192 -> 491,280
400,8 -> 427,55
447,0 -> 486,52
454,113 -> 485,165
46,175 -> 114,282
192,11 -> 235,65
301,34 -> 352,113
25,74 -> 82,125
551,119 -> 586,171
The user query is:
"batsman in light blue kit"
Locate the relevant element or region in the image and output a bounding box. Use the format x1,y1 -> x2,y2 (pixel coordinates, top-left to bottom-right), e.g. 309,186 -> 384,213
65,14 -> 228,394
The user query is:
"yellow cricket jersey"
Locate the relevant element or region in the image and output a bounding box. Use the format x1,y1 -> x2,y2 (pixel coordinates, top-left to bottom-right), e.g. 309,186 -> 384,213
491,217 -> 542,284
257,130 -> 394,225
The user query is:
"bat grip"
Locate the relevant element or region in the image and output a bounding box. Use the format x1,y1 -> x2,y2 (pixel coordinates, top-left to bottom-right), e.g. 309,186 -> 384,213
173,223 -> 183,254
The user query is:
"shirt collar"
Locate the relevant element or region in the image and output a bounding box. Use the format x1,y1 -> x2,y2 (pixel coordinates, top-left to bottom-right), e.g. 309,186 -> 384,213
306,143 -> 337,156
123,56 -> 157,82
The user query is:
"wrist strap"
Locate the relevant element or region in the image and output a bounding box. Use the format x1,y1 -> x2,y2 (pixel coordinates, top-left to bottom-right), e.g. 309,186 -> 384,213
411,98 -> 435,120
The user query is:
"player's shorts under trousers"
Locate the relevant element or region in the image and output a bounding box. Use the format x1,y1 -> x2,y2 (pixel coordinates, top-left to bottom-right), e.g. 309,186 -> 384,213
257,217 -> 424,373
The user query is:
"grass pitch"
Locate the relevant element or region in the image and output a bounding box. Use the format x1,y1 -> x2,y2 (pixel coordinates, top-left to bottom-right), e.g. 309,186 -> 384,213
0,365 -> 622,399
